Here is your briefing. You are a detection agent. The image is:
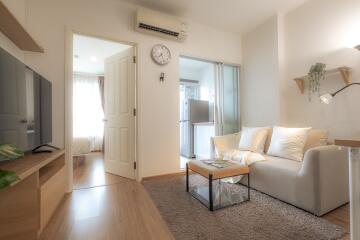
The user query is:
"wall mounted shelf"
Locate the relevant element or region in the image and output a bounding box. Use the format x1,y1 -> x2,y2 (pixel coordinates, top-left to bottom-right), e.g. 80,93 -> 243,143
294,66 -> 352,94
0,2 -> 44,53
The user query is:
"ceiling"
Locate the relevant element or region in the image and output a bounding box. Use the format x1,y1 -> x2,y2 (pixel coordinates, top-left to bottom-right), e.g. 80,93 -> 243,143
73,34 -> 131,74
120,0 -> 308,34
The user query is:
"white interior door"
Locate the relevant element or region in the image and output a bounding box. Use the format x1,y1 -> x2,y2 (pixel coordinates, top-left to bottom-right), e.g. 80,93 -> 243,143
104,48 -> 135,179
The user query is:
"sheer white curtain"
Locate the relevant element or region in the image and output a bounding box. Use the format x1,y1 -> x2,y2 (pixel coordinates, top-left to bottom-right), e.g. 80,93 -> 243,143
73,73 -> 104,154
214,63 -> 224,136
214,63 -> 240,136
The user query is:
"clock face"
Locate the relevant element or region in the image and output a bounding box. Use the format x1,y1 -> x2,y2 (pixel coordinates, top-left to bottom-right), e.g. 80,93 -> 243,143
151,44 -> 171,65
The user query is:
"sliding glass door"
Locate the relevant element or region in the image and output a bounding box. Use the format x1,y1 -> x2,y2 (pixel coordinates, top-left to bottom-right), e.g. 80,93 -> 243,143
223,65 -> 240,134
179,57 -> 240,165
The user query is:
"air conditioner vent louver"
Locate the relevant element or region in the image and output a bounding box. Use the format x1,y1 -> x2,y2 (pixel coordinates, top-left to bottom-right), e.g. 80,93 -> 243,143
135,8 -> 187,42
138,23 -> 180,37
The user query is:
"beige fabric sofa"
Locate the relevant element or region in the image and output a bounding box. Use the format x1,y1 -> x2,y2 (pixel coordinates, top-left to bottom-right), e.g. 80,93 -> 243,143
211,129 -> 349,216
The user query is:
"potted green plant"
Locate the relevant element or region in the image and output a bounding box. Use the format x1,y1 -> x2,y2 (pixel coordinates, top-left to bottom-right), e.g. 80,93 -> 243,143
0,144 -> 23,189
0,170 -> 19,189
307,63 -> 326,101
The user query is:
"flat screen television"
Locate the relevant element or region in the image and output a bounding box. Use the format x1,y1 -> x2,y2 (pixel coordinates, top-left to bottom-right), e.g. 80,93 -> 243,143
0,47 -> 52,152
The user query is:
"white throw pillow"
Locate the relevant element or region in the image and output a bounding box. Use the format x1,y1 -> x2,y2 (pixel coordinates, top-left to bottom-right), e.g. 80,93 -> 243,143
238,127 -> 270,153
267,126 -> 311,162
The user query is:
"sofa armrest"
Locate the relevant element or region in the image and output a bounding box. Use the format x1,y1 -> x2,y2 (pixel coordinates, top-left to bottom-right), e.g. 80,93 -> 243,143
298,145 -> 349,216
210,132 -> 241,158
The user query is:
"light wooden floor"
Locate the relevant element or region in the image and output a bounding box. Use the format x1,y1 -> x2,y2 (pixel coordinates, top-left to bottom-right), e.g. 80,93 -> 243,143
73,153 -> 124,189
40,153 -> 350,240
323,204 -> 350,240
40,177 -> 174,239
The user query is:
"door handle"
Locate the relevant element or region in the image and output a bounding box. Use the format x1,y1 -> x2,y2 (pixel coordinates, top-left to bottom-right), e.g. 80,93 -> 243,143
20,119 -> 28,124
103,119 -> 108,122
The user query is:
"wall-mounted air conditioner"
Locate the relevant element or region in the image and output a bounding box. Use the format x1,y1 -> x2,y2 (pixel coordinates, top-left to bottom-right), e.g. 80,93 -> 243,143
135,8 -> 187,42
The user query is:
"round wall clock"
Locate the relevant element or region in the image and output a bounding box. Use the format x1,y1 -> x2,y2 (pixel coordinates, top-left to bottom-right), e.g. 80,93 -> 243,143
151,44 -> 171,65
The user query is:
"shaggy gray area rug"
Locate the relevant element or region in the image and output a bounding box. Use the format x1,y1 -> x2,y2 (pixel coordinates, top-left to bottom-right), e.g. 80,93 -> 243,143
143,175 -> 345,240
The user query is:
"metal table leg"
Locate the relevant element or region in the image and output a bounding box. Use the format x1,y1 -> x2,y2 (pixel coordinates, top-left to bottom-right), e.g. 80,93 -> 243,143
186,163 -> 189,192
248,173 -> 250,200
209,174 -> 213,211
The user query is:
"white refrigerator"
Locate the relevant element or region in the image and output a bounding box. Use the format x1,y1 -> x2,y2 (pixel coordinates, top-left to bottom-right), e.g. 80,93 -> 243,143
180,99 -> 209,158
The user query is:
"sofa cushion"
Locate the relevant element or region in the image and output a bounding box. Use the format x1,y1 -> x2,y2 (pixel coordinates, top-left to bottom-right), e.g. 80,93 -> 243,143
304,129 -> 329,152
264,128 -> 328,154
251,155 -> 301,177
239,127 -> 270,153
264,128 -> 273,153
267,126 -> 311,161
213,132 -> 241,157
241,155 -> 302,206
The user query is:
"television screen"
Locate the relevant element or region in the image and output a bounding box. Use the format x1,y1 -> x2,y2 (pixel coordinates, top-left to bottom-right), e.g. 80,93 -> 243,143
40,76 -> 52,144
25,69 -> 41,150
0,47 -> 52,152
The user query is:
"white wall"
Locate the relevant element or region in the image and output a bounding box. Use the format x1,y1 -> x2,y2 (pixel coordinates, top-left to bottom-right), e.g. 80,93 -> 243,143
0,0 -> 26,61
241,15 -> 283,127
284,0 -> 360,139
241,0 -> 360,139
0,0 -> 242,178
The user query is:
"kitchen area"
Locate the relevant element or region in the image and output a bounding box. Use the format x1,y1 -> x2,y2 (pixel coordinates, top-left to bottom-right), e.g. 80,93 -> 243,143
179,56 -> 240,168
179,57 -> 216,167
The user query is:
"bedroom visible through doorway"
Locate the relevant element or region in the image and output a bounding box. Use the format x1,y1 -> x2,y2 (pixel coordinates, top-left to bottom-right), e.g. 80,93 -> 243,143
72,34 -> 135,189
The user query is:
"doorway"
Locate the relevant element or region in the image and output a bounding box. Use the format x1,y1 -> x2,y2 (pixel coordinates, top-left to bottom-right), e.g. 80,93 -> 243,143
71,34 -> 136,189
179,56 -> 240,168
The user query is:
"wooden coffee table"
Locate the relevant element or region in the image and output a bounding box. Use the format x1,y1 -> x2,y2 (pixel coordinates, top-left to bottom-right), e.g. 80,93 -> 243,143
186,160 -> 250,211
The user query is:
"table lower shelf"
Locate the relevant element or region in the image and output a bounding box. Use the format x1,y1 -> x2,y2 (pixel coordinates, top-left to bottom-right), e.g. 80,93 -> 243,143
189,184 -> 249,210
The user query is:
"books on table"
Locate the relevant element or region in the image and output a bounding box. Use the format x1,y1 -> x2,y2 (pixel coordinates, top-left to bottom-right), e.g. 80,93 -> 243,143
201,159 -> 236,168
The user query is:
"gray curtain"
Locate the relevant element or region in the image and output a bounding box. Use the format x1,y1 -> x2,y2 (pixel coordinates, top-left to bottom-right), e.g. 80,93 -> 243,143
98,76 -> 105,111
98,76 -> 105,152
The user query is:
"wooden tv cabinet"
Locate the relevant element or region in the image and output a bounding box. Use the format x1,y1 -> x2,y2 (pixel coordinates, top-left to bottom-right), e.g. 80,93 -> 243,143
0,150 -> 66,240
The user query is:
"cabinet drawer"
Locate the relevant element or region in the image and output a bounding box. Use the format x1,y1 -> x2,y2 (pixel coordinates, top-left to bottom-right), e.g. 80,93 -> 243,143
0,173 -> 39,240
39,166 -> 66,233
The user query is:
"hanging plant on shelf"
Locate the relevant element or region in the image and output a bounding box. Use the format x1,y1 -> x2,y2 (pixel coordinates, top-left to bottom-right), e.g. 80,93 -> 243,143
307,63 -> 326,101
